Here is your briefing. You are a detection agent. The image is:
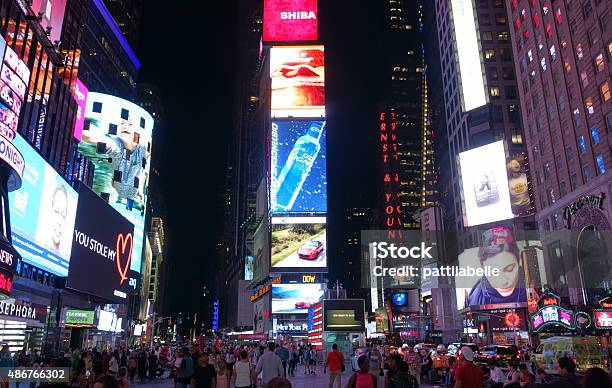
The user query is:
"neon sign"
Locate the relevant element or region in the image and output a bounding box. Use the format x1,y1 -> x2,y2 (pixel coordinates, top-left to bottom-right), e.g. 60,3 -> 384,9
504,311 -> 521,328
530,305 -> 574,333
593,310 -> 612,329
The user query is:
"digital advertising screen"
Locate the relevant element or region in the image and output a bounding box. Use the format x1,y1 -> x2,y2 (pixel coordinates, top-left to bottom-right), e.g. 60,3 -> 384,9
263,0 -> 318,43
270,120 -> 326,214
271,283 -> 324,314
97,310 -> 122,333
270,46 -> 324,118
66,184 -> 138,303
455,228 -> 544,311
271,217 -> 326,269
72,78 -> 88,141
391,293 -> 407,307
450,0 -> 487,111
8,134 -> 78,277
323,299 -> 365,332
458,141 -> 514,227
30,0 -> 67,44
80,92 -> 154,273
60,308 -> 95,327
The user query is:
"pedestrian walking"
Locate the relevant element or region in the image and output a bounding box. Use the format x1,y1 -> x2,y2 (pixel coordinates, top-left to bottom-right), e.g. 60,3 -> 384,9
346,355 -> 377,388
232,350 -> 254,388
255,342 -> 284,385
324,344 -> 345,388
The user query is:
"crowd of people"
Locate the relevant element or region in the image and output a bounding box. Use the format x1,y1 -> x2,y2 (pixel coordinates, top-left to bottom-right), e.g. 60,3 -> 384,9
1,341 -> 611,388
343,343 -> 612,388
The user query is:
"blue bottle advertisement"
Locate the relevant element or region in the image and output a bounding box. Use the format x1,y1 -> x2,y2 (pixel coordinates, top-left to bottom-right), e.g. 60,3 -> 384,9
271,120 -> 326,213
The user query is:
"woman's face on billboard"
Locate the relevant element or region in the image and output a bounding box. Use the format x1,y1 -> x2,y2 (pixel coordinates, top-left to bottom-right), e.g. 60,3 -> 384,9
484,250 -> 519,296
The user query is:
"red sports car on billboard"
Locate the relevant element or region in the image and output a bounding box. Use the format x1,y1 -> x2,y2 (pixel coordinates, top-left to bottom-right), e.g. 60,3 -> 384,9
295,301 -> 312,309
297,240 -> 324,260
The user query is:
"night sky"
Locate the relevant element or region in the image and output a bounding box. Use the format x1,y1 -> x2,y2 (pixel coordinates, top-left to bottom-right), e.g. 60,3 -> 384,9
135,0 -> 382,327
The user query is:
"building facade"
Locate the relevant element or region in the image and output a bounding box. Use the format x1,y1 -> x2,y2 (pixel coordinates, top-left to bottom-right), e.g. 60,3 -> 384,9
506,0 -> 611,306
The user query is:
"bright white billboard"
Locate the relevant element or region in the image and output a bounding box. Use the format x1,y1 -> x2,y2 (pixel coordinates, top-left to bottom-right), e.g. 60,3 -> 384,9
450,0 -> 487,111
458,141 -> 513,227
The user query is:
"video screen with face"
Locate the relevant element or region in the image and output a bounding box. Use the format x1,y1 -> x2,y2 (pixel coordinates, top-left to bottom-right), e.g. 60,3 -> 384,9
455,227 -> 544,311
9,134 -> 78,276
78,93 -> 154,273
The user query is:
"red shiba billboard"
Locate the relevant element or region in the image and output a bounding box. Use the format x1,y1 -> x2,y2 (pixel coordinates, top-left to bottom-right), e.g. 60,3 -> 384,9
264,0 -> 318,43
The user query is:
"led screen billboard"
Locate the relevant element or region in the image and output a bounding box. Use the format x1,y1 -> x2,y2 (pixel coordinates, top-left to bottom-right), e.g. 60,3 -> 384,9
80,92 -> 154,273
323,299 -> 365,332
72,78 -> 88,141
271,283 -> 324,314
271,217 -> 326,269
450,0 -> 487,111
30,0 -> 67,45
263,0 -> 318,42
270,120 -> 326,213
60,308 -> 95,327
270,46 -> 324,118
455,228 -> 544,311
458,141 -> 513,227
66,184 -> 138,303
8,134 -> 78,276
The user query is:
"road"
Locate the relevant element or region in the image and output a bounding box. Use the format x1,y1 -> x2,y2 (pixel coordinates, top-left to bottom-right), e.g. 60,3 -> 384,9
272,232 -> 327,268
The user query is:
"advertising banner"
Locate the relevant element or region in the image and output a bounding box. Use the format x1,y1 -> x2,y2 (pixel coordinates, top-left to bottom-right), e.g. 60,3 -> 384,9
323,299 -> 365,332
270,120 -> 326,214
455,228 -> 543,311
66,185 -> 138,303
72,78 -> 88,141
271,283 -> 324,314
80,92 -> 154,273
9,134 -> 78,277
264,0 -> 318,43
270,46 -> 324,118
271,217 -> 326,269
30,0 -> 67,44
450,0 -> 487,111
97,310 -> 122,333
459,141 -> 516,227
60,308 -> 95,327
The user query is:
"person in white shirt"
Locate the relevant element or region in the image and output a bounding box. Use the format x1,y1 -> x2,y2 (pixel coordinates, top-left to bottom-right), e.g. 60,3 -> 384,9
255,343 -> 284,385
489,361 -> 504,384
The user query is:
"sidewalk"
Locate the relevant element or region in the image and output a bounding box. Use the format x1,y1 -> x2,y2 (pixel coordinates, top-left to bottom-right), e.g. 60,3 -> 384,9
285,364 -> 356,388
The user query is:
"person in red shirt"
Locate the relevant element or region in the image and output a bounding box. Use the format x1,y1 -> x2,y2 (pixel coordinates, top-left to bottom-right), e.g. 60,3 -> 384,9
324,344 -> 345,388
453,346 -> 483,388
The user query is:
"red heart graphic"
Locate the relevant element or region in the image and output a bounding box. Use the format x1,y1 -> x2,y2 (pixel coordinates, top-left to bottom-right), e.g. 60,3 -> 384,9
116,233 -> 133,285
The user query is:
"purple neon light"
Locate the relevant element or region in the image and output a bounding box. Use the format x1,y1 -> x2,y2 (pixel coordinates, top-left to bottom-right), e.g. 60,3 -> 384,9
92,0 -> 141,69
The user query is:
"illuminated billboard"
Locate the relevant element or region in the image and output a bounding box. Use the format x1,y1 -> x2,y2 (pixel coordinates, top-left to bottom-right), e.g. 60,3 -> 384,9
80,93 -> 154,273
455,228 -> 544,311
271,217 -> 326,269
264,0 -> 318,42
66,185 -> 138,303
9,134 -> 78,277
271,283 -> 324,314
270,120 -> 326,213
270,46 -> 324,118
72,78 -> 88,141
450,0 -> 487,111
458,141 -> 513,227
30,0 -> 67,45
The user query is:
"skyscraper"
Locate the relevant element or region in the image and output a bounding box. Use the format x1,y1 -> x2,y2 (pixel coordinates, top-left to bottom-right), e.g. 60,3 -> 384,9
102,0 -> 144,49
506,0 -> 611,305
378,0 -> 436,230
424,0 -> 535,342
